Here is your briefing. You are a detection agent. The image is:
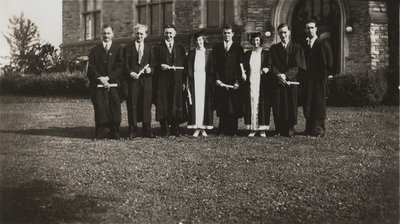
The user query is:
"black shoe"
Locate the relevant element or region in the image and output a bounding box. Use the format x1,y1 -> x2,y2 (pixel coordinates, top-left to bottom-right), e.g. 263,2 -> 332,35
128,126 -> 137,139
110,126 -> 121,140
95,126 -> 107,139
144,131 -> 156,138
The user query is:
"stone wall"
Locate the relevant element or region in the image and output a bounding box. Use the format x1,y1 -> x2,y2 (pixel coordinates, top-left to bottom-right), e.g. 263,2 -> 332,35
62,0 -> 80,43
368,1 -> 389,70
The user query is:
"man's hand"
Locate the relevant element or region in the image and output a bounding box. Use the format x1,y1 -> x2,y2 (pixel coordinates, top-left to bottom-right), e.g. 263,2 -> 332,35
98,76 -> 109,84
241,72 -> 247,81
161,64 -> 171,70
233,81 -> 239,90
216,80 -> 223,87
277,73 -> 288,86
130,72 -> 139,79
328,75 -> 334,79
103,82 -> 110,91
261,68 -> 269,74
145,67 -> 151,74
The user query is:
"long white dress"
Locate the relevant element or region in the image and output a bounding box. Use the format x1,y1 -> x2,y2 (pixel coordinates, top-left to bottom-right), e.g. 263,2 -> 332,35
187,48 -> 213,129
246,50 -> 269,131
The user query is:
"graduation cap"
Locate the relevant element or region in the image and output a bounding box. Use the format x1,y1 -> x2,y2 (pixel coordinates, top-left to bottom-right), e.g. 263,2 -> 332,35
249,32 -> 262,40
193,30 -> 206,39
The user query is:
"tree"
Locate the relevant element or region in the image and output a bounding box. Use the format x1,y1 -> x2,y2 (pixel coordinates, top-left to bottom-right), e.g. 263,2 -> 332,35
2,13 -> 40,73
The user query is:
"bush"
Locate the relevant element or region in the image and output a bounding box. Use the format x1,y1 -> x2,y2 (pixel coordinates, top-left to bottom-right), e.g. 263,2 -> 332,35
328,68 -> 388,106
0,71 -> 89,97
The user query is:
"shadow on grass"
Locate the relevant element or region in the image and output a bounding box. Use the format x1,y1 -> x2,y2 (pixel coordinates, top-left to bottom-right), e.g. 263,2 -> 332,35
0,125 -> 279,139
0,180 -> 107,224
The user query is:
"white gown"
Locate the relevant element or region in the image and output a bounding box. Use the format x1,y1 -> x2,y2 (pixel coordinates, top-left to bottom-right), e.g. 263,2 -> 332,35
246,50 -> 268,131
187,48 -> 213,130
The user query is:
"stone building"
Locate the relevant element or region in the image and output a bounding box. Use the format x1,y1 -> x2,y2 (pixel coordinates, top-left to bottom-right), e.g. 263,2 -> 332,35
61,0 -> 398,74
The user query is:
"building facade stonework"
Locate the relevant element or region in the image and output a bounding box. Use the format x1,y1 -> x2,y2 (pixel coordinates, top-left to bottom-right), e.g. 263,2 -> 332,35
61,0 -> 398,74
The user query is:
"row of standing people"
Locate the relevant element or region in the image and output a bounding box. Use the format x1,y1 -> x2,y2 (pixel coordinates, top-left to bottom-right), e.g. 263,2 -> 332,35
87,21 -> 332,140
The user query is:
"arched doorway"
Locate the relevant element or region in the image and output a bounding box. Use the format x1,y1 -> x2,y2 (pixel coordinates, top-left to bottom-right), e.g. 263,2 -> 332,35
291,0 -> 340,74
272,0 -> 346,74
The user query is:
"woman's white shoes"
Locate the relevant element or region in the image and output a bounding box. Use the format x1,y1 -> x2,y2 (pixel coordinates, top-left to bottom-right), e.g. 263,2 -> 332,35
193,129 -> 200,137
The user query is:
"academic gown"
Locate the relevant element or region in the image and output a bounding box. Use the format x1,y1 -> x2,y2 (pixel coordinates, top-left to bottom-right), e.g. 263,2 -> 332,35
122,43 -> 153,126
243,49 -> 273,128
269,42 -> 306,132
185,48 -> 214,128
153,42 -> 186,122
301,38 -> 333,121
87,43 -> 124,125
212,42 -> 244,118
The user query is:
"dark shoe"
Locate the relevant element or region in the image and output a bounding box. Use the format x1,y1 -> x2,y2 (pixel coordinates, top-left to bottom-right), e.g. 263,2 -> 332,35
110,126 -> 121,140
95,126 -> 107,139
144,131 -> 156,138
314,127 -> 325,137
128,126 -> 137,139
173,128 -> 181,137
143,123 -> 155,138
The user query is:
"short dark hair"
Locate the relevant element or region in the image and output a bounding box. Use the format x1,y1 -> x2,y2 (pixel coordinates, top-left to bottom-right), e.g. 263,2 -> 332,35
250,32 -> 263,44
277,23 -> 290,31
305,20 -> 318,27
222,24 -> 233,30
102,24 -> 113,31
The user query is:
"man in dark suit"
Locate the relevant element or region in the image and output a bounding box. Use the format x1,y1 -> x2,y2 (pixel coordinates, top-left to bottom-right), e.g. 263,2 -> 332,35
269,23 -> 306,137
153,24 -> 186,137
122,24 -> 155,139
87,24 -> 124,139
212,24 -> 245,136
301,20 -> 333,137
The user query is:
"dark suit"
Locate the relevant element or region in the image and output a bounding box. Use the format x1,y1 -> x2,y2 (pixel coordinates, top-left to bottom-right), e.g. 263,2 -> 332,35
212,42 -> 244,135
269,42 -> 306,136
243,49 -> 273,128
122,42 -> 154,136
87,43 -> 123,137
153,41 -> 186,135
301,38 -> 333,136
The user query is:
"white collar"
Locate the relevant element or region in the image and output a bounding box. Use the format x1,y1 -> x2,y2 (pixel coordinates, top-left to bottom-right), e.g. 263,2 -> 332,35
165,40 -> 174,48
135,41 -> 144,48
306,36 -> 318,47
103,41 -> 112,48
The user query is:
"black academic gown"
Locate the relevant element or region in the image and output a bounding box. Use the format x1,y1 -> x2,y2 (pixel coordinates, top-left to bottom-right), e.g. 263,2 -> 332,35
212,42 -> 244,117
269,42 -> 306,135
301,38 -> 333,134
185,49 -> 214,127
87,43 -> 123,126
122,42 -> 153,126
153,42 -> 186,122
243,49 -> 272,127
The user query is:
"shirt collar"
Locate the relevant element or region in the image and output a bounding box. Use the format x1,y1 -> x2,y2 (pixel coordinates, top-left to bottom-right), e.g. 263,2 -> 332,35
306,36 -> 318,46
103,41 -> 112,48
165,40 -> 174,48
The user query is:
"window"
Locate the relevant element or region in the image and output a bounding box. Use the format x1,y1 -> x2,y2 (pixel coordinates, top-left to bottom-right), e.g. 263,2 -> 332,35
82,0 -> 101,40
137,0 -> 173,35
207,0 -> 234,27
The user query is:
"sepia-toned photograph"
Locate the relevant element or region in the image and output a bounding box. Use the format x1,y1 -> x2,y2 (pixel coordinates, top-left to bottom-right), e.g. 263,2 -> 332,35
0,0 -> 398,223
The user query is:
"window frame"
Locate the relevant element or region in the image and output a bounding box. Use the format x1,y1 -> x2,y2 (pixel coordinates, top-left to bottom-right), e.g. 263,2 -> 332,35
81,0 -> 101,41
136,0 -> 174,36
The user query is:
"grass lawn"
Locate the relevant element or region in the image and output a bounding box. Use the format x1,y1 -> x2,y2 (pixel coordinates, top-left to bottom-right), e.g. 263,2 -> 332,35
0,95 -> 398,223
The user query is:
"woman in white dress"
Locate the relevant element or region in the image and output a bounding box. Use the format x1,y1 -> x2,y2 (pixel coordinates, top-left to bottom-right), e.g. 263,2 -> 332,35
243,33 -> 273,137
185,32 -> 214,137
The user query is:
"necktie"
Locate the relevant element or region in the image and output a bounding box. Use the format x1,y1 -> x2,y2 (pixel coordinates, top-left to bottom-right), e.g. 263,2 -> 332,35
308,39 -> 312,48
138,43 -> 143,64
225,42 -> 229,52
168,43 -> 172,53
105,43 -> 110,52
